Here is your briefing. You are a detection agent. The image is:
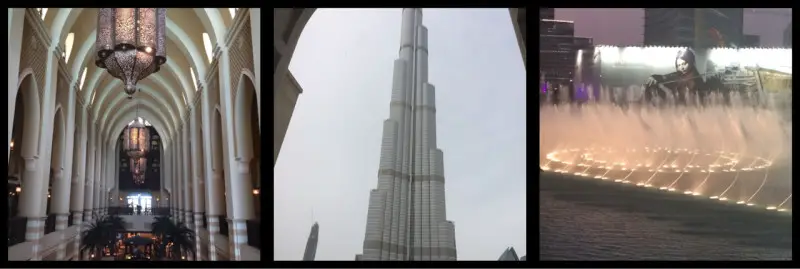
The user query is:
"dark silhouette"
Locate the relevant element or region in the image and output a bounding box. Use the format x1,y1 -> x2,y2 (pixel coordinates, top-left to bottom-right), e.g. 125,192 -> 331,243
80,214 -> 125,260
151,216 -> 195,260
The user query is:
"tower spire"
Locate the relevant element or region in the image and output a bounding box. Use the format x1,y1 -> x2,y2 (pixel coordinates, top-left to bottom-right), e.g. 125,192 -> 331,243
360,8 -> 457,261
302,222 -> 319,261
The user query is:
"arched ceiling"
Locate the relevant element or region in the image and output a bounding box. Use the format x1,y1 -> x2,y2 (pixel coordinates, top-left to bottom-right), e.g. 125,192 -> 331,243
40,8 -> 238,149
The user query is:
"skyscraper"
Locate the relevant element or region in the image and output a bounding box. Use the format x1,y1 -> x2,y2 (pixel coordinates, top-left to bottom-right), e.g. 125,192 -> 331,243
302,222 -> 319,261
784,21 -> 792,48
644,8 -> 744,48
359,8 -> 457,261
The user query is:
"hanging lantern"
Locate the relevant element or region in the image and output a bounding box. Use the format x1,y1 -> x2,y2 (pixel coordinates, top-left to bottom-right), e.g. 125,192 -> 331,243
95,8 -> 167,98
133,173 -> 145,185
131,157 -> 147,185
123,119 -> 150,159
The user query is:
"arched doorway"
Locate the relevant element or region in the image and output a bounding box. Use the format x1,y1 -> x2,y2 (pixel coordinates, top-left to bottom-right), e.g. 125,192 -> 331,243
233,72 -> 260,249
8,71 -> 43,247
44,107 -> 67,236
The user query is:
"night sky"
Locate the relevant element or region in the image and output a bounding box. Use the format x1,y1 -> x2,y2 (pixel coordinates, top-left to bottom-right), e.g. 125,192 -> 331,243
556,8 -> 792,47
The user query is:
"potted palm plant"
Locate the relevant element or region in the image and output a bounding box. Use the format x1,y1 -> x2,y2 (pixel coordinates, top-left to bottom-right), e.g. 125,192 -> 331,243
80,214 -> 125,260
151,216 -> 195,260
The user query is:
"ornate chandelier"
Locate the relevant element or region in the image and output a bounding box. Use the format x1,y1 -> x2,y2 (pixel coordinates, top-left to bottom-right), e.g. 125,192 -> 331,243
123,118 -> 150,159
131,157 -> 147,185
95,8 -> 167,98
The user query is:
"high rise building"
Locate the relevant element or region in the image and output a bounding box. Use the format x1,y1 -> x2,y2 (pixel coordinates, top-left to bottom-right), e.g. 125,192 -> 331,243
539,19 -> 593,84
540,8 -> 555,20
644,8 -> 744,48
302,222 -> 319,261
539,17 -> 594,104
743,34 -> 760,47
784,21 -> 792,48
498,247 -> 520,261
359,8 -> 457,261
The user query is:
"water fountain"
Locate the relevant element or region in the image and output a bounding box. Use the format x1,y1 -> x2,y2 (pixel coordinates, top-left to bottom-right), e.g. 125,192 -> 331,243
540,46 -> 792,214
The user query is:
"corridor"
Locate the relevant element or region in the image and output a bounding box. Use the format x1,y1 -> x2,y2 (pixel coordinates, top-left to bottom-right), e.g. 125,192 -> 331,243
7,8 -> 261,261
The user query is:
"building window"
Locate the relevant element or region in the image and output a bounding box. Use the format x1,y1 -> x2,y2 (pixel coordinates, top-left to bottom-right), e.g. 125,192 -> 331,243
37,8 -> 48,20
79,67 -> 88,90
190,67 -> 199,92
64,33 -> 75,62
202,33 -> 213,63
229,8 -> 238,19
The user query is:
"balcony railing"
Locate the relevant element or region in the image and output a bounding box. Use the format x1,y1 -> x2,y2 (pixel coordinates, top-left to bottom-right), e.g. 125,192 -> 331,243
219,216 -> 229,237
246,219 -> 260,249
7,217 -> 27,246
107,206 -> 171,216
44,214 -> 56,235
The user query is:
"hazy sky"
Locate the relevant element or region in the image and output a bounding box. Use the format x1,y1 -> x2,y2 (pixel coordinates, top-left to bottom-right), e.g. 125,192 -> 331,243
275,9 -> 527,261
556,8 -> 792,47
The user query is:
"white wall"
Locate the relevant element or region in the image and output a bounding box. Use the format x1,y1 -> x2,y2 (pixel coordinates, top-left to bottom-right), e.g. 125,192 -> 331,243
8,225 -> 80,261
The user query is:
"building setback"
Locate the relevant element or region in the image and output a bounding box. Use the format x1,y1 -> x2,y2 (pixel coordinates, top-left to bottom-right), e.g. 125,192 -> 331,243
359,8 -> 457,261
302,222 -> 319,261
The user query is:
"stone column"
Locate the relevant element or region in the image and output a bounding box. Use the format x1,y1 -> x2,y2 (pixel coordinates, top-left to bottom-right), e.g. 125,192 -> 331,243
167,149 -> 174,219
19,157 -> 46,260
172,148 -> 178,220
7,8 -> 25,161
200,60 -> 220,260
218,43 -> 255,261
206,172 -> 225,261
182,123 -> 194,230
228,159 -> 256,261
190,111 -> 206,261
54,213 -> 69,260
26,217 -> 47,261
93,138 -> 102,218
173,145 -> 180,221
70,107 -> 88,260
84,127 -> 95,223
51,168 -> 71,260
176,136 -> 184,223
249,8 -> 261,130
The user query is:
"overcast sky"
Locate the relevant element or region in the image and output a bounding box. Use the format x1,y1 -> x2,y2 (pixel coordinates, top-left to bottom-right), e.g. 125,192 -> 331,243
556,8 -> 792,47
274,9 -> 527,261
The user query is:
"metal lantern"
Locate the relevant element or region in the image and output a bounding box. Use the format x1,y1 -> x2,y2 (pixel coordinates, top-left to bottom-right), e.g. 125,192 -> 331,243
131,157 -> 147,185
133,173 -> 145,185
95,8 -> 167,98
123,120 -> 150,159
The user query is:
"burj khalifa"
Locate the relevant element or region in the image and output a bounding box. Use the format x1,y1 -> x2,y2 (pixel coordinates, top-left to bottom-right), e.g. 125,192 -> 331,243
360,8 -> 457,261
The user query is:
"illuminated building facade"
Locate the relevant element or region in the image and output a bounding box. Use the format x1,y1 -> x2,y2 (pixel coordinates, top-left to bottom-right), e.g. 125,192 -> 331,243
539,17 -> 593,103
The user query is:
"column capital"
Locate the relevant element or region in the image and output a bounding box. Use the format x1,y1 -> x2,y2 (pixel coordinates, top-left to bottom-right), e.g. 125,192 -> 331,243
23,156 -> 40,171
235,157 -> 251,174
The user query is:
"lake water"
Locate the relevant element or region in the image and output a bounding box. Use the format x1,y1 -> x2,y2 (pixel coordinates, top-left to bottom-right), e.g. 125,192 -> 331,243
539,172 -> 792,260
